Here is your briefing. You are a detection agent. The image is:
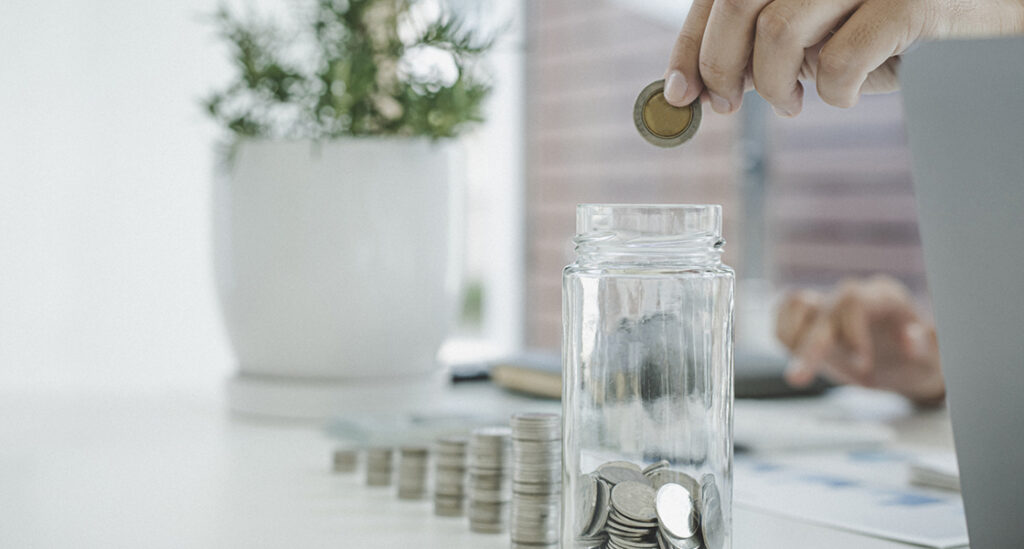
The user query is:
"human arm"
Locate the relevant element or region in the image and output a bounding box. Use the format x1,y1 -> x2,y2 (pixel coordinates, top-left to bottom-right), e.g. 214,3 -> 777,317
663,0 -> 1024,116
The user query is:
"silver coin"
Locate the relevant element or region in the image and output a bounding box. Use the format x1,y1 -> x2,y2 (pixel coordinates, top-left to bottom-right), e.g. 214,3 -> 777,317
608,509 -> 657,528
599,461 -> 643,473
655,483 -> 698,540
658,530 -> 702,549
647,469 -> 700,500
641,460 -> 670,476
700,474 -> 725,549
607,517 -> 654,534
469,522 -> 507,534
600,466 -> 651,486
434,505 -> 464,517
611,481 -> 658,522
659,531 -> 702,549
607,532 -> 659,548
576,473 -> 599,536
584,477 -> 612,537
473,425 -> 512,441
510,412 -> 561,439
514,482 -> 560,496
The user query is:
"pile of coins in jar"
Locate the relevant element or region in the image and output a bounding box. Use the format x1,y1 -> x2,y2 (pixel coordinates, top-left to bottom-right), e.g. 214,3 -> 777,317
576,460 -> 723,549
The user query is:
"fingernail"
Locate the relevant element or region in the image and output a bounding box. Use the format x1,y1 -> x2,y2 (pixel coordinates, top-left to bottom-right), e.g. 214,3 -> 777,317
663,70 -> 688,106
709,92 -> 731,114
772,105 -> 793,118
905,323 -> 929,359
785,360 -> 806,383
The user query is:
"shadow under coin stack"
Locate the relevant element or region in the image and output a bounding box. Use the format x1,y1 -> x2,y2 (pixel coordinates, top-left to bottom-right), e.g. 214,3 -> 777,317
433,436 -> 469,516
510,412 -> 561,549
397,446 -> 429,499
467,426 -> 512,533
365,447 -> 394,486
577,460 -> 721,549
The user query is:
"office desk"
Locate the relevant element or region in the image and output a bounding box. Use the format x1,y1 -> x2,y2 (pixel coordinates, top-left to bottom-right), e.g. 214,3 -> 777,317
0,383 -> 956,548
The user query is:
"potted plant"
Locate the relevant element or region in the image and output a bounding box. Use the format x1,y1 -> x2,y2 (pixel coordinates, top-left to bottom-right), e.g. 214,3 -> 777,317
205,0 -> 493,418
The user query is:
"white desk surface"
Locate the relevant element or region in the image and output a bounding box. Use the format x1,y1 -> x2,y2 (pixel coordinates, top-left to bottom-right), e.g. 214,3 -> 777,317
0,383 -> 956,549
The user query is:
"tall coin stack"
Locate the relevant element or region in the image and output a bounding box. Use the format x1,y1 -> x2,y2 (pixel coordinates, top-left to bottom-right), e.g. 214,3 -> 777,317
467,426 -> 512,533
365,447 -> 393,486
510,413 -> 562,549
397,446 -> 430,499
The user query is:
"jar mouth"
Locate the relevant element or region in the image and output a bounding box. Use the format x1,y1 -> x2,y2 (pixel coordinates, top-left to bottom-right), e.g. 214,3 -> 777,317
576,204 -> 722,237
574,204 -> 724,265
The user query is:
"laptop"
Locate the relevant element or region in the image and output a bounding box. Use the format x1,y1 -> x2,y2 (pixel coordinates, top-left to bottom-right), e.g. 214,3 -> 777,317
901,36 -> 1024,549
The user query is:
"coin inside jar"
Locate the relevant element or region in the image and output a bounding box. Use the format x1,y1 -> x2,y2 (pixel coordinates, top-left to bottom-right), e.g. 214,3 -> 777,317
634,79 -> 702,147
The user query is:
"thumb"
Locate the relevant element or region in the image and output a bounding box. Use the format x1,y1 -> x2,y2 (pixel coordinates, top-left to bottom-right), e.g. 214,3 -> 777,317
900,321 -> 932,361
664,0 -> 713,107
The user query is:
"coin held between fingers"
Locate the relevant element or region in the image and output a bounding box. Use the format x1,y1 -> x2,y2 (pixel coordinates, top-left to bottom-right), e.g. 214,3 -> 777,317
634,79 -> 702,147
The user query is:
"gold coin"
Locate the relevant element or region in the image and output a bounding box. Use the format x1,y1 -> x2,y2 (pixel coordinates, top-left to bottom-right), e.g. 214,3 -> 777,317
643,93 -> 693,138
633,79 -> 701,147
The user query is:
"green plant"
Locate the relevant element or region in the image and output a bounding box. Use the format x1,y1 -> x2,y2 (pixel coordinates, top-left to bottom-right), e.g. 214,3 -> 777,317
204,0 -> 494,144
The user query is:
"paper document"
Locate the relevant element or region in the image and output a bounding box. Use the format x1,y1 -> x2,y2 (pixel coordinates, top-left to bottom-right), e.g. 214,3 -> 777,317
909,452 -> 961,492
735,450 -> 969,548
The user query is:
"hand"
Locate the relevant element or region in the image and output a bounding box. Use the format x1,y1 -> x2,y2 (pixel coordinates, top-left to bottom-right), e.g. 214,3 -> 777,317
776,276 -> 945,405
663,0 -> 1024,115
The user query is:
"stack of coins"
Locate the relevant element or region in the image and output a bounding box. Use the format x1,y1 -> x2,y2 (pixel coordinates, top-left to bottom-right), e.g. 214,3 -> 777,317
433,436 -> 469,516
397,446 -> 430,499
510,413 -> 561,548
575,460 -> 722,549
607,480 -> 659,548
331,448 -> 359,473
365,447 -> 394,486
467,426 -> 512,533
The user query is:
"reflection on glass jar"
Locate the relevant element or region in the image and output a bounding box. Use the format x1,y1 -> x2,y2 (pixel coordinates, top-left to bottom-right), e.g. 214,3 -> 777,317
562,204 -> 734,549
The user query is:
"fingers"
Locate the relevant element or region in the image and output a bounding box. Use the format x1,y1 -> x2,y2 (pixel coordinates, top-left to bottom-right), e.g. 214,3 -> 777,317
751,0 -> 864,116
899,321 -> 933,361
785,314 -> 834,387
832,282 -> 873,377
700,0 -> 773,113
665,0 -> 716,107
815,0 -> 921,107
776,289 -> 824,350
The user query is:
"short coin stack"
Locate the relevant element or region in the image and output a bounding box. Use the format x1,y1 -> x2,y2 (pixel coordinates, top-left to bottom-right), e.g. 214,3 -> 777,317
365,447 -> 394,486
433,436 -> 469,516
467,426 -> 512,533
510,412 -> 562,549
397,446 -> 430,499
331,448 -> 359,473
576,460 -> 722,549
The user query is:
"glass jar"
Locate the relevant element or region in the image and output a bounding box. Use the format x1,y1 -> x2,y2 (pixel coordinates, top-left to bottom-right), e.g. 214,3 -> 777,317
561,204 -> 735,549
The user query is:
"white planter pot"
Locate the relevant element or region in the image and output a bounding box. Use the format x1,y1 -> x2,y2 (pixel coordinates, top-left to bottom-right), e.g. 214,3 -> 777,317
214,139 -> 458,418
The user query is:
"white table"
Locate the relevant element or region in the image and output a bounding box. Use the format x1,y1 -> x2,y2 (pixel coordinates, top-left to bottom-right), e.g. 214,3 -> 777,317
0,383 -> 956,548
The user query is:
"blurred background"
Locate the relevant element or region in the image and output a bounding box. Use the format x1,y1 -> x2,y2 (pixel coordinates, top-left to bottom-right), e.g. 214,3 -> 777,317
0,0 -> 926,393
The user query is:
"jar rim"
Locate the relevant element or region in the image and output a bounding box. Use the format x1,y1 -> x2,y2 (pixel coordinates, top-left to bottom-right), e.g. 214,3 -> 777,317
575,204 -> 722,237
573,204 -> 724,266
